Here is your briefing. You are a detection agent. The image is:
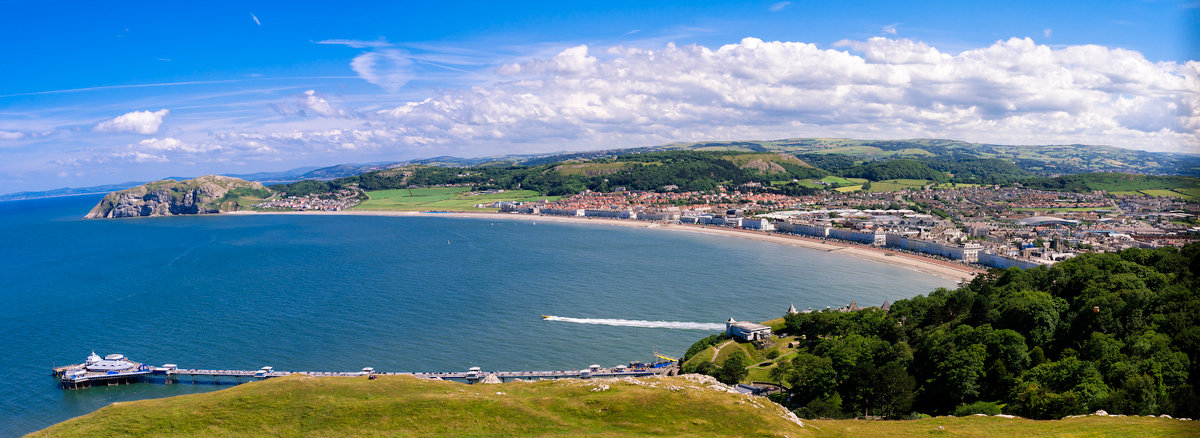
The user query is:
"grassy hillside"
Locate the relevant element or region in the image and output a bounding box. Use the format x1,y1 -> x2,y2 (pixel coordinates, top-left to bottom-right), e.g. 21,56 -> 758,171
34,374 -> 807,437
33,374 -> 1197,437
658,138 -> 1199,176
1023,173 -> 1199,193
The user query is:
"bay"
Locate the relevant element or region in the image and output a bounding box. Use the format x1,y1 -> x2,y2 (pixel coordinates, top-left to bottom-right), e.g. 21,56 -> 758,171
0,195 -> 953,435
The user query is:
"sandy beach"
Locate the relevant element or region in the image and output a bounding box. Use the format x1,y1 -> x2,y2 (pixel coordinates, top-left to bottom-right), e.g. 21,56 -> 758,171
227,210 -> 984,283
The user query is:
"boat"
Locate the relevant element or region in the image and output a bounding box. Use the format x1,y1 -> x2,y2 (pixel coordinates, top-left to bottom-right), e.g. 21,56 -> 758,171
541,315 -> 552,319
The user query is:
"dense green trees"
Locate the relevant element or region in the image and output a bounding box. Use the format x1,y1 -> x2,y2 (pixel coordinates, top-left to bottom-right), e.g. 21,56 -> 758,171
766,244 -> 1200,419
839,159 -> 948,182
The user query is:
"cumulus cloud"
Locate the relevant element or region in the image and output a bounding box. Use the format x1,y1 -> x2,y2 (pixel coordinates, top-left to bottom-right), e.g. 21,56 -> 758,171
350,37 -> 1196,153
95,109 -> 169,135
105,36 -> 1196,162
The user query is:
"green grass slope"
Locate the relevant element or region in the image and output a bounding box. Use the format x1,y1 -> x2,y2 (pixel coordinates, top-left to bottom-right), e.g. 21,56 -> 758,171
33,374 -> 806,437
33,374 -> 1197,437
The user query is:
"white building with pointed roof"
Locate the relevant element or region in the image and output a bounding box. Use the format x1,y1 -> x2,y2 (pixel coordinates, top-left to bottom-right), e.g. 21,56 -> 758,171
725,318 -> 772,342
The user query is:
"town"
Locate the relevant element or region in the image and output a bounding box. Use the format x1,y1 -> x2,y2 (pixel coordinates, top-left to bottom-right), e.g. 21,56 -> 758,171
484,182 -> 1199,271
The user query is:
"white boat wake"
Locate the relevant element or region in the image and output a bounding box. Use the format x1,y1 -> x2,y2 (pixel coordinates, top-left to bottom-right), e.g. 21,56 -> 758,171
542,316 -> 725,331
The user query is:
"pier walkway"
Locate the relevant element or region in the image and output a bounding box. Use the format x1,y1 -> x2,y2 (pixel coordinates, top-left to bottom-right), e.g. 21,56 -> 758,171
54,357 -> 674,390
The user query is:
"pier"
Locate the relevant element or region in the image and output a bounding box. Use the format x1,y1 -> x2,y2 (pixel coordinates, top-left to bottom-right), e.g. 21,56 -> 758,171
53,353 -> 676,390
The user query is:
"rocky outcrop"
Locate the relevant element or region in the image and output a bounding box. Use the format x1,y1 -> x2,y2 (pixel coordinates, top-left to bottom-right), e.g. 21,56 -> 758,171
739,159 -> 787,174
84,175 -> 267,219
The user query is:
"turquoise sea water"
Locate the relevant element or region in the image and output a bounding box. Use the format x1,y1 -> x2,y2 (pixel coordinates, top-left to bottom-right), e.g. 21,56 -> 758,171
0,195 -> 953,435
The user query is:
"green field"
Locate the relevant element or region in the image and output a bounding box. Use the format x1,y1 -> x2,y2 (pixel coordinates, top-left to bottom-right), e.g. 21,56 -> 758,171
1139,189 -> 1198,200
778,176 -> 868,189
354,187 -> 558,211
933,182 -> 981,189
835,178 -> 930,193
1175,187 -> 1200,198
34,373 -> 1197,437
1109,188 -> 1198,200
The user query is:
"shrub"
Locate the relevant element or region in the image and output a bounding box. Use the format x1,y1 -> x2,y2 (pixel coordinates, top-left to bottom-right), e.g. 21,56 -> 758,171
682,333 -> 728,362
954,401 -> 1003,416
795,394 -> 847,419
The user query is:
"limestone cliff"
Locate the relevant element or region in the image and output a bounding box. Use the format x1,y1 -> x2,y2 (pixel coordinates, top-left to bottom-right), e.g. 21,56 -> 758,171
84,175 -> 268,219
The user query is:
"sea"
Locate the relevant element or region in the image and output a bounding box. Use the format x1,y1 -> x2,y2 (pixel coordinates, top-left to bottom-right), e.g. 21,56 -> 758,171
0,194 -> 954,435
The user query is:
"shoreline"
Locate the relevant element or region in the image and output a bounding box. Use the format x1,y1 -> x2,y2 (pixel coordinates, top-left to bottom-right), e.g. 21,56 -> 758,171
226,210 -> 984,282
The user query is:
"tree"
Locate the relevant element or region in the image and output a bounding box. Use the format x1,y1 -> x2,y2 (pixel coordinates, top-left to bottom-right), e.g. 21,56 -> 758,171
718,351 -> 750,385
769,358 -> 793,387
788,353 -> 838,404
996,290 -> 1066,346
1008,357 -> 1111,418
874,361 -> 916,417
1029,346 -> 1047,367
935,344 -> 988,407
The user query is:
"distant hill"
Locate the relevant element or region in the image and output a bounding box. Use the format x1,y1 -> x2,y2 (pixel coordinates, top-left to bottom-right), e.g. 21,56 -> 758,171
0,181 -> 153,202
9,138 -> 1197,202
2,162 -> 401,202
410,138 -> 1198,177
84,175 -> 268,219
652,138 -> 1199,177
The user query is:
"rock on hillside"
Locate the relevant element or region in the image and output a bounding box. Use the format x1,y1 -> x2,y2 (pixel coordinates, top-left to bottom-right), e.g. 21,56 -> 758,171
84,175 -> 267,219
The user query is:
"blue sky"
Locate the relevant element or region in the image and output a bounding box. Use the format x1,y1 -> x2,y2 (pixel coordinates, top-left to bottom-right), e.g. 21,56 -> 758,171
0,0 -> 1197,193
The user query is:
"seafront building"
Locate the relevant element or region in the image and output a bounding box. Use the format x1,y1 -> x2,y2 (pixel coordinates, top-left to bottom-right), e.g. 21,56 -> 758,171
487,184 -> 1196,270
725,318 -> 772,342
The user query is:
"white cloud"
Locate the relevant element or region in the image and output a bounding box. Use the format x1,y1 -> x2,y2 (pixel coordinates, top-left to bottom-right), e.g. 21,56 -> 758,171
251,12 -> 261,27
882,23 -> 899,35
94,109 -> 169,135
81,36 -> 1200,164
112,151 -> 168,163
349,37 -> 1197,153
350,49 -> 413,92
0,130 -> 24,140
769,2 -> 791,12
132,137 -> 222,155
314,38 -> 393,49
1043,28 -> 1052,38
273,90 -> 348,118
